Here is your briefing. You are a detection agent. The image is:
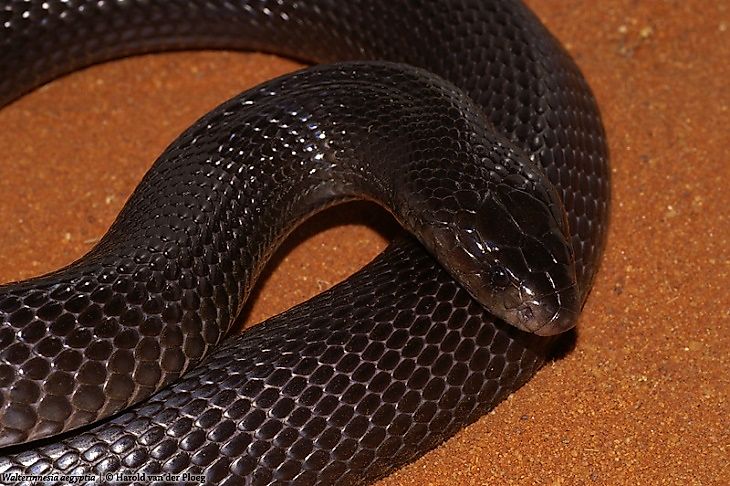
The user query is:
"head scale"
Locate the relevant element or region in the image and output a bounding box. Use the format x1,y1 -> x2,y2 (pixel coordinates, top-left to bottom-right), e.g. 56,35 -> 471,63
423,180 -> 580,336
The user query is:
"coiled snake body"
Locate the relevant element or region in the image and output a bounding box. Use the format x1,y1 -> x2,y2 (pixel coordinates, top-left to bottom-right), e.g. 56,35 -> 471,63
0,0 -> 609,484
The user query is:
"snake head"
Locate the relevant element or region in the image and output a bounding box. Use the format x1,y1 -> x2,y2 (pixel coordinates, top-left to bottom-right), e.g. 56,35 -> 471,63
419,174 -> 580,336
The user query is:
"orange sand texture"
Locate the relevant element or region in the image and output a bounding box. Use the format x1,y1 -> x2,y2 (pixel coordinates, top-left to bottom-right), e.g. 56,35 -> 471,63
0,0 -> 727,484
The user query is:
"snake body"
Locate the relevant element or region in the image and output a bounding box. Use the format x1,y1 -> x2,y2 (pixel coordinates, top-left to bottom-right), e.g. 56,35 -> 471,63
0,0 -> 609,484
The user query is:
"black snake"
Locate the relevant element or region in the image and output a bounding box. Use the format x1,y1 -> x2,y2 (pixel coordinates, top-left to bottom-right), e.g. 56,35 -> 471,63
0,0 -> 609,484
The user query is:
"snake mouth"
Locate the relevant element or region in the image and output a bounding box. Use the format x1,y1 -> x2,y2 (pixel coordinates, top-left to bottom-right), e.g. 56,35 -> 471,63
501,282 -> 581,336
512,303 -> 578,335
448,269 -> 580,335
432,255 -> 581,336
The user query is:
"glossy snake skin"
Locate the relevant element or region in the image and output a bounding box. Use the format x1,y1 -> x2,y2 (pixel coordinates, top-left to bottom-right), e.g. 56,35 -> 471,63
0,0 -> 609,484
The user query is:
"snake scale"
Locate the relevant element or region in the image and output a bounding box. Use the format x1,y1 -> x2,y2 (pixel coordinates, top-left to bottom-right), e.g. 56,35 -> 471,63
0,0 -> 609,484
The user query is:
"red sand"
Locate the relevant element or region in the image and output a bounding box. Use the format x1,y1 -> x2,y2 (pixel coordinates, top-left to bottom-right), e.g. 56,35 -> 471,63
0,0 -> 726,484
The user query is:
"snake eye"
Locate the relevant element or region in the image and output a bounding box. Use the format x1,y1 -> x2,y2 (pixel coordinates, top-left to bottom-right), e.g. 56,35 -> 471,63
487,265 -> 510,290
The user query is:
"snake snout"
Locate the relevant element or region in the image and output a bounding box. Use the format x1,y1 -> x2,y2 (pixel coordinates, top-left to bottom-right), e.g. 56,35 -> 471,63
508,282 -> 581,336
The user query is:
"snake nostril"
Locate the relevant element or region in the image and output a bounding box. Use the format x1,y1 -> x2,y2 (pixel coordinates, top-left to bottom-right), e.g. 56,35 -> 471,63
517,306 -> 534,323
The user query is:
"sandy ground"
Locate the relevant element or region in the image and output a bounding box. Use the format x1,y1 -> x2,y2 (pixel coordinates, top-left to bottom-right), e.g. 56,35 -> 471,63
0,0 -> 727,484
